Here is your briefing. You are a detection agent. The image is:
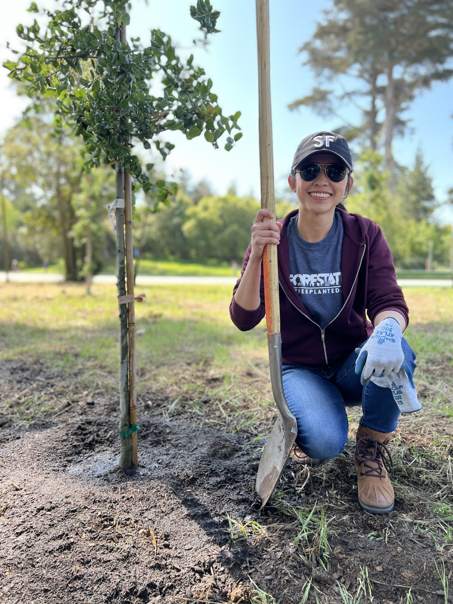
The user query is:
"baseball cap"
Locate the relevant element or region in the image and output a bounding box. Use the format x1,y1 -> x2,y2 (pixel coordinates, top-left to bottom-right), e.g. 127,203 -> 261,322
291,131 -> 353,173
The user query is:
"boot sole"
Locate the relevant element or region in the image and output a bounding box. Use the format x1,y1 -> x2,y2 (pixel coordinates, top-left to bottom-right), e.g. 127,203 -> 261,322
358,500 -> 394,514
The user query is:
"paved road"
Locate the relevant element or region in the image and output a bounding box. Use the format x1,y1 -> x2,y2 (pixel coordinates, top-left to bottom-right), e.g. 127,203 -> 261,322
1,272 -> 452,287
0,272 -> 236,285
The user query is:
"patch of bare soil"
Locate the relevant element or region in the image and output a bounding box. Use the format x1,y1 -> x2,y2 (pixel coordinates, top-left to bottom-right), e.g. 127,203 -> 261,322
0,360 -> 451,603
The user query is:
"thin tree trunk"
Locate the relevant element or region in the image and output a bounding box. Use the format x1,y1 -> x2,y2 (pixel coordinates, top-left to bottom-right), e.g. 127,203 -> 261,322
124,171 -> 138,467
55,151 -> 69,278
115,165 -> 133,470
66,193 -> 78,279
450,226 -> 453,287
425,240 -> 433,272
84,229 -> 93,295
369,66 -> 379,151
115,21 -> 138,472
1,193 -> 10,282
55,136 -> 78,281
383,60 -> 397,186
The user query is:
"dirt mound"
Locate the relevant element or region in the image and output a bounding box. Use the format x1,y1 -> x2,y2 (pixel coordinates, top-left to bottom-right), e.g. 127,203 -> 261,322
1,413 -> 260,604
1,360 -> 451,603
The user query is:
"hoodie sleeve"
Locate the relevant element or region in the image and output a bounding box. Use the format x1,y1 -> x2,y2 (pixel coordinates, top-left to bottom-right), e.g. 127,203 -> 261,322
366,223 -> 409,326
229,245 -> 266,331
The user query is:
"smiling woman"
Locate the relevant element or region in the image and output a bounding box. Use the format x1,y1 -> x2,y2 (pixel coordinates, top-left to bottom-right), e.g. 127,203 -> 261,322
230,130 -> 422,515
289,151 -> 351,233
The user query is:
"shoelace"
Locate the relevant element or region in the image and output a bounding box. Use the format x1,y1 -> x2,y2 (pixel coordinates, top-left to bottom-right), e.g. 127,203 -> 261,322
292,445 -> 310,461
356,437 -> 393,478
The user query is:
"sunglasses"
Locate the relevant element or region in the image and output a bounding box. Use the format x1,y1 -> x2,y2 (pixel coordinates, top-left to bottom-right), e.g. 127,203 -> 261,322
295,163 -> 349,183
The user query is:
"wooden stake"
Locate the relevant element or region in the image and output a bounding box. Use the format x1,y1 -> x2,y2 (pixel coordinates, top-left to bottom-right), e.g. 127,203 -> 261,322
124,170 -> 138,467
115,21 -> 138,472
115,164 -> 133,471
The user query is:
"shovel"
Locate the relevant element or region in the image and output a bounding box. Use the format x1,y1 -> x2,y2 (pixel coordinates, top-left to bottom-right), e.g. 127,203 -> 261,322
255,0 -> 298,508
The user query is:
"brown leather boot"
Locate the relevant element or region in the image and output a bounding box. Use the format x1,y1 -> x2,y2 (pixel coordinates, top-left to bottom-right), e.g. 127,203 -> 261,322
355,425 -> 395,514
291,444 -> 323,466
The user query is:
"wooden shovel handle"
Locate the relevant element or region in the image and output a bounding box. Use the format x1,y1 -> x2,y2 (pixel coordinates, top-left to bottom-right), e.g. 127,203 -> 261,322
256,0 -> 280,336
262,246 -> 280,335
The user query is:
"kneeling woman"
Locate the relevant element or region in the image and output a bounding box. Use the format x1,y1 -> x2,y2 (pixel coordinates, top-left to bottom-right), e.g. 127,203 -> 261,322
229,131 -> 419,514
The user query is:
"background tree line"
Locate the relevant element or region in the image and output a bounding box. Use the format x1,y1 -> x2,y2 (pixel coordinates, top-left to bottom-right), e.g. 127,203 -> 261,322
1,0 -> 452,279
0,109 -> 450,276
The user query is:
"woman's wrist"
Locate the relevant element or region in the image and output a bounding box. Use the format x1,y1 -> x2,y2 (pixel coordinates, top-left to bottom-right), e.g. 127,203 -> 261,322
374,310 -> 406,332
248,250 -> 264,264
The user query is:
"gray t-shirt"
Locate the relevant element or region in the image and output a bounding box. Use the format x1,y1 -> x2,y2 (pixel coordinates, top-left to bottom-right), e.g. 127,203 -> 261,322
288,212 -> 344,327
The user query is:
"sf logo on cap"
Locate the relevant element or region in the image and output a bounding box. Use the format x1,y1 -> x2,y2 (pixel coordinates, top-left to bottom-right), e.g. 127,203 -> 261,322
313,134 -> 336,148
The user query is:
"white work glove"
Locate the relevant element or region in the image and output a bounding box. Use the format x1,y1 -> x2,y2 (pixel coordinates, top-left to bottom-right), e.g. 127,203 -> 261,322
355,318 -> 404,384
371,370 -> 422,414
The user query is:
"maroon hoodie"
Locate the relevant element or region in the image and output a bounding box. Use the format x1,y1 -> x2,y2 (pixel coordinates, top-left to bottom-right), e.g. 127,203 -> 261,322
229,208 -> 409,367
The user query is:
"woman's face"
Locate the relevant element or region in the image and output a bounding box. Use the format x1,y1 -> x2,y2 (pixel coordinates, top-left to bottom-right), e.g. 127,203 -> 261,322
288,152 -> 352,217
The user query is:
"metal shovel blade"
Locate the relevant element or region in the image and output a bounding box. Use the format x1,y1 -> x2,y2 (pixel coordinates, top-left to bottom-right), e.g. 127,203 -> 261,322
255,414 -> 297,508
255,334 -> 298,508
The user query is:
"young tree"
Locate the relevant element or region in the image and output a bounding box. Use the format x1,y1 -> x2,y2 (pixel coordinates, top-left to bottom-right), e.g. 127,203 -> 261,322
346,150 -> 451,269
346,150 -> 407,262
182,195 -> 293,263
2,114 -> 85,280
135,191 -> 193,262
398,149 -> 437,221
71,166 -> 116,292
182,195 -> 259,263
6,0 -> 241,471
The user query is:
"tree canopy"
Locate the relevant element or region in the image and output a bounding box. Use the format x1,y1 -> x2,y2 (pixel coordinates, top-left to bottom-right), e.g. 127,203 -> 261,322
5,0 -> 242,202
290,0 -> 453,174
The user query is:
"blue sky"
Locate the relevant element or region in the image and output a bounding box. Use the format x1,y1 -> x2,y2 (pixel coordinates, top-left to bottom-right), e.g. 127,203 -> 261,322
1,0 -> 452,221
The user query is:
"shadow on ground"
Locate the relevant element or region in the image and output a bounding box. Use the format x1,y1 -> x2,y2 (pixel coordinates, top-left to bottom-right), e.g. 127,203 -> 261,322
0,341 -> 451,603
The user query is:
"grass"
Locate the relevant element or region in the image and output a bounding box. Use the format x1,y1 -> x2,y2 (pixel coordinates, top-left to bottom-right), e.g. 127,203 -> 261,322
226,514 -> 267,542
0,283 -> 251,364
1,284 -> 451,427
292,503 -> 332,569
336,567 -> 374,604
19,258 -> 239,277
132,258 -> 238,277
16,261 -> 453,280
396,270 -> 452,280
435,560 -> 450,604
1,284 -> 451,425
0,283 -> 452,602
249,579 -> 277,604
0,282 -> 273,429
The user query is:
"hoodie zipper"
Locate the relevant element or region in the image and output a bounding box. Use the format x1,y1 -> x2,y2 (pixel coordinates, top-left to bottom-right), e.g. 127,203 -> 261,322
281,242 -> 367,366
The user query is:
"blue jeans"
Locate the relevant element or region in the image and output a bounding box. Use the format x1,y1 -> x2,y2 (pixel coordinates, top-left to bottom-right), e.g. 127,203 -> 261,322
282,339 -> 416,460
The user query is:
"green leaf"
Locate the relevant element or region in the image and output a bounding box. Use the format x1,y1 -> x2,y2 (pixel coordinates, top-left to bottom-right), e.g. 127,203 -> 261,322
187,125 -> 202,139
5,0 -> 241,197
190,0 -> 220,35
3,60 -> 17,72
